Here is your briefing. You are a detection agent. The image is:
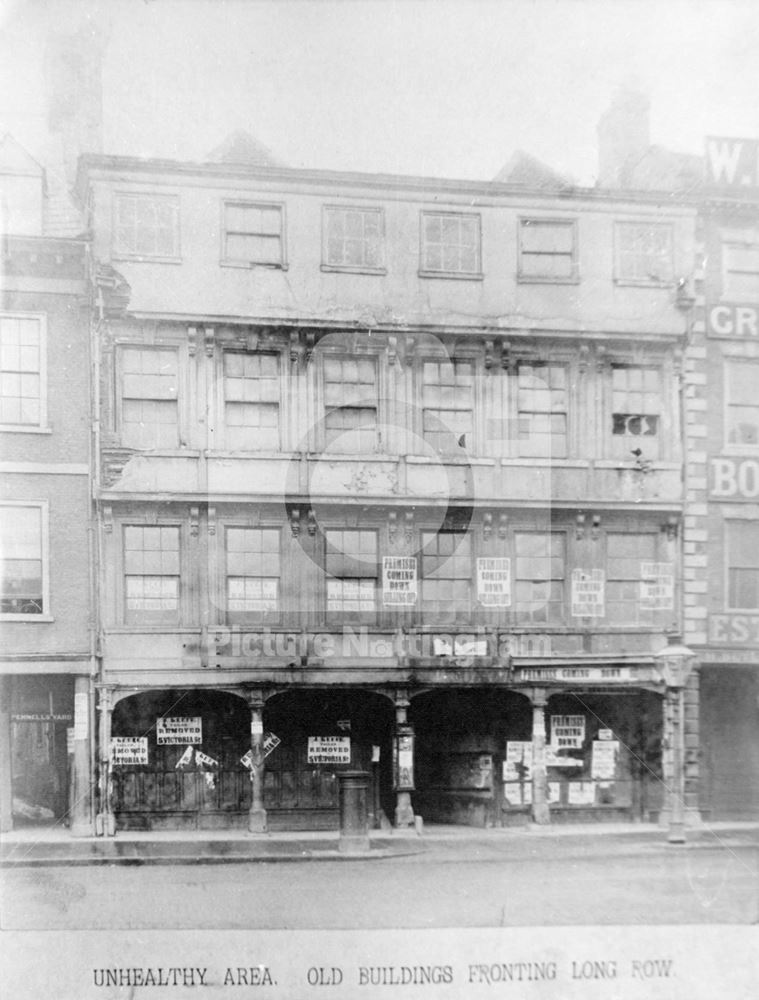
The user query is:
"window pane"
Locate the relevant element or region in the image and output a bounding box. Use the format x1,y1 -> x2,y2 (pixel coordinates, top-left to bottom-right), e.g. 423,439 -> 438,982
0,506 -> 43,613
421,213 -> 480,273
0,315 -> 42,426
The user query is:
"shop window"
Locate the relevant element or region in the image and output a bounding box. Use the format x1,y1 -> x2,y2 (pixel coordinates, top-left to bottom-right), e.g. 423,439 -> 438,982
611,365 -> 661,461
0,503 -> 46,616
0,313 -> 45,429
114,193 -> 179,259
226,527 -> 280,624
120,347 -> 179,450
325,529 -> 378,623
422,360 -> 473,453
725,360 -> 759,447
518,218 -> 577,281
606,532 -> 657,625
514,531 -> 565,623
615,223 -> 673,283
323,356 -> 377,452
222,201 -> 285,267
420,211 -> 481,277
420,530 -> 472,622
723,242 -> 759,300
516,362 -> 567,458
323,206 -> 384,271
223,352 -> 280,450
124,526 -> 180,624
727,521 -> 759,610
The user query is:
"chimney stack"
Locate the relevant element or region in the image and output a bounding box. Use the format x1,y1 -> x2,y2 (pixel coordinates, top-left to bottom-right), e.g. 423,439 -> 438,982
597,87 -> 650,188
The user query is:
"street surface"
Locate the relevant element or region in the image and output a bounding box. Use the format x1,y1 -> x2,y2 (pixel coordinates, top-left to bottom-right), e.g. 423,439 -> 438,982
2,830 -> 757,929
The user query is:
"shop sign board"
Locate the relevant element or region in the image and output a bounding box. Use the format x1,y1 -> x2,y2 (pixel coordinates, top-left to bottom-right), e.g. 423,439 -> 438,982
709,614 -> 759,647
12,713 -> 72,722
156,716 -> 202,745
640,562 -> 674,610
476,557 -> 511,607
591,740 -> 619,780
711,457 -> 759,498
705,135 -> 759,188
307,736 -> 351,764
514,665 -> 635,684
571,569 -> 605,618
381,557 -> 417,606
110,736 -> 149,766
707,303 -> 759,339
550,715 -> 585,750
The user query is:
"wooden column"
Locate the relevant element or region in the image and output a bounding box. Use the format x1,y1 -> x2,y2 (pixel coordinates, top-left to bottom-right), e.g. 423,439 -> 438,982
530,688 -> 550,825
95,687 -> 115,836
246,691 -> 267,834
393,692 -> 415,828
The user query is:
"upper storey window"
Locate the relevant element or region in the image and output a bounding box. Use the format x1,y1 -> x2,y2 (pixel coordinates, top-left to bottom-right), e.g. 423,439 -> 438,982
120,347 -> 179,450
114,193 -> 179,260
422,360 -> 473,453
611,365 -> 662,461
420,212 -> 482,278
518,218 -> 577,282
725,360 -> 759,447
0,314 -> 45,429
323,356 -> 378,453
222,201 -> 285,268
516,362 -> 568,458
723,242 -> 759,300
224,353 -> 280,451
615,223 -> 673,284
0,503 -> 46,617
323,206 -> 384,272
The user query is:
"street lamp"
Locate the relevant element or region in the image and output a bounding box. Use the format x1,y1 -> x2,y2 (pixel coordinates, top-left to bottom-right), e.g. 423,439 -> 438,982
654,637 -> 697,844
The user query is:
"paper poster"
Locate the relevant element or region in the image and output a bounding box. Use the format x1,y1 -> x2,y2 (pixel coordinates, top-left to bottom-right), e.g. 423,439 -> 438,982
307,736 -> 351,764
568,781 -> 596,805
176,746 -> 194,769
504,741 -> 533,780
73,692 -> 88,740
157,716 -> 202,745
598,728 -> 614,740
250,718 -> 264,735
550,715 -> 586,750
240,749 -> 254,770
381,556 -> 417,606
640,561 -> 674,610
476,557 -> 511,607
503,782 -> 523,806
591,740 -> 619,780
545,747 -> 583,767
571,569 -> 605,617
195,750 -> 219,768
548,781 -> 561,804
110,736 -> 149,765
263,732 -> 281,757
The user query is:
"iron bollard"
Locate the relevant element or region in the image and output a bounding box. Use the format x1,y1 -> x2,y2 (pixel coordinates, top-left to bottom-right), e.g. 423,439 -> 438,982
337,770 -> 370,854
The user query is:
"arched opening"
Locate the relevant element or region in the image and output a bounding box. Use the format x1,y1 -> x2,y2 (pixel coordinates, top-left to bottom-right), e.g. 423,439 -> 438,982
111,688 -> 250,831
263,688 -> 395,831
410,688 -> 532,827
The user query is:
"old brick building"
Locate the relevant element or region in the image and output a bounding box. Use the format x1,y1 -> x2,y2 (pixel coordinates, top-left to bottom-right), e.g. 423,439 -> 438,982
75,141 -> 697,832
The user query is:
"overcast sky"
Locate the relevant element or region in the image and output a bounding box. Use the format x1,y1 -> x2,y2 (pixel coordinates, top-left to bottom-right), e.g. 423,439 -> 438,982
1,0 -> 758,184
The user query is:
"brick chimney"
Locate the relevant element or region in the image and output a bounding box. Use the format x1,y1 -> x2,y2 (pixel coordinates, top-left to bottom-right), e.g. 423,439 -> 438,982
597,87 -> 651,188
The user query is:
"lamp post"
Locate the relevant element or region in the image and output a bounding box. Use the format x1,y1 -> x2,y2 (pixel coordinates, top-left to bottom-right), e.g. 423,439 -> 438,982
653,637 -> 696,844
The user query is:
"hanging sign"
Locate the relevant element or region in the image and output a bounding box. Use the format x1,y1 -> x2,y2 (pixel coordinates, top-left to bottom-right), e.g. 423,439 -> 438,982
307,736 -> 351,764
73,692 -> 88,740
503,741 -> 532,781
110,736 -> 148,766
156,716 -> 202,745
382,556 -> 417,607
175,746 -> 194,769
591,740 -> 619,780
571,569 -> 605,617
640,562 -> 674,610
550,715 -> 586,750
263,732 -> 281,757
476,558 -> 511,607
195,750 -> 218,768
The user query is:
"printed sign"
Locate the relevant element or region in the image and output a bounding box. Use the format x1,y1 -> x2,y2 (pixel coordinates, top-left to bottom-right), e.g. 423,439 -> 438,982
195,750 -> 218,768
382,556 -> 417,607
711,457 -> 759,498
705,135 -> 759,189
263,732 -> 281,757
307,736 -> 351,764
591,740 -> 619,780
707,303 -> 759,339
110,736 -> 148,766
568,781 -> 596,805
504,741 -> 532,781
250,718 -> 264,736
476,557 -> 511,607
156,716 -> 202,745
545,747 -> 583,768
547,781 -> 561,804
175,746 -> 194,769
571,569 -> 605,617
240,749 -> 256,770
503,782 -> 523,806
74,692 -> 88,740
550,715 -> 585,750
640,562 -> 674,610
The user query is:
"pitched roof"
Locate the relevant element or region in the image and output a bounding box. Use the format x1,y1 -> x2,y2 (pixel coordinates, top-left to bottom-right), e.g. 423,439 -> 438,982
205,130 -> 284,168
0,133 -> 44,177
493,149 -> 573,188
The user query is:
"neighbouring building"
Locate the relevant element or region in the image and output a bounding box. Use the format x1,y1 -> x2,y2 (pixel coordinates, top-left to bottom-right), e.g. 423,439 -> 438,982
0,134 -> 94,835
75,137 -> 697,833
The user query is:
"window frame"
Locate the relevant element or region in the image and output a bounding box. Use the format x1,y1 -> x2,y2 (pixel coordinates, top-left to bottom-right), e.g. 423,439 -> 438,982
517,217 -> 578,284
513,360 -> 569,459
725,519 -> 759,612
221,350 -> 283,452
116,344 -> 182,451
224,524 -> 282,626
419,210 -> 483,280
323,527 -> 379,625
121,522 -> 182,626
604,530 -> 660,626
722,239 -> 759,302
512,529 -> 567,625
724,357 -> 759,452
419,528 -> 474,624
0,312 -> 48,433
608,363 -> 664,462
0,500 -> 50,621
320,352 -> 381,454
220,199 -> 287,270
321,204 -> 386,274
112,191 -> 181,262
614,221 -> 674,286
419,355 -> 477,455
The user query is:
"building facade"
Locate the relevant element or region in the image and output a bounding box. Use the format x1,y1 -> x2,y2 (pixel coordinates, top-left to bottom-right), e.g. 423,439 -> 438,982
0,135 -> 94,835
75,148 -> 697,832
